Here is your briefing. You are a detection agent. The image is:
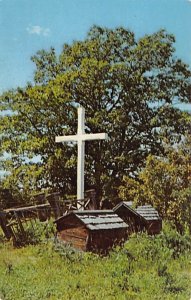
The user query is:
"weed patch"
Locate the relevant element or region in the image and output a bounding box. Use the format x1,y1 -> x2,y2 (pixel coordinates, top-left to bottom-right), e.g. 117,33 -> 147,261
0,223 -> 191,299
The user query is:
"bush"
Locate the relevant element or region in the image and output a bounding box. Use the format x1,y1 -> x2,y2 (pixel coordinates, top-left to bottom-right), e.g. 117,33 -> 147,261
0,223 -> 191,300
13,219 -> 56,246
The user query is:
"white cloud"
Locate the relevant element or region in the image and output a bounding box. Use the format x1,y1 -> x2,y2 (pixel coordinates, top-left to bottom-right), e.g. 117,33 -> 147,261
26,25 -> 50,37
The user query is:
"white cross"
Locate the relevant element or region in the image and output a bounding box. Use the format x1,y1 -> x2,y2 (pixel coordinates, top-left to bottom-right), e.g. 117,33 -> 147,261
55,106 -> 108,200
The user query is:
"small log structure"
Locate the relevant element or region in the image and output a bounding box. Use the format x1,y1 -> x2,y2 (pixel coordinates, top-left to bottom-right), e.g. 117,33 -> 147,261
113,201 -> 162,234
54,210 -> 128,254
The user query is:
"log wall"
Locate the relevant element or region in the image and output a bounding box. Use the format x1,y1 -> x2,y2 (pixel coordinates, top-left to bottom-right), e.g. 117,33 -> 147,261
58,226 -> 88,251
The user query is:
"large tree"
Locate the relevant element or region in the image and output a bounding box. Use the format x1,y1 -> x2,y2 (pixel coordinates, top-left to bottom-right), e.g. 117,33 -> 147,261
0,26 -> 190,204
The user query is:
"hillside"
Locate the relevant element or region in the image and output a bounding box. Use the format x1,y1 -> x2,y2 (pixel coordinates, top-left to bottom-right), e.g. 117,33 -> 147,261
0,224 -> 191,300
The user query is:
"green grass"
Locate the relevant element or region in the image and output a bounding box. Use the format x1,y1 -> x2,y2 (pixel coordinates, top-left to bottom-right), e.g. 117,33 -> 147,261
0,224 -> 191,300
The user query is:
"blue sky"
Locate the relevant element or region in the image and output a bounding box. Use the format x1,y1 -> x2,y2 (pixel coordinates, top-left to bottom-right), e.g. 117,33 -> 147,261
0,0 -> 191,98
0,0 -> 191,177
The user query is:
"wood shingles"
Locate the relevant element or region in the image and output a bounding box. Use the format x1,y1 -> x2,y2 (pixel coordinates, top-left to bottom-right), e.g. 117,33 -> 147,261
55,210 -> 128,254
113,201 -> 162,234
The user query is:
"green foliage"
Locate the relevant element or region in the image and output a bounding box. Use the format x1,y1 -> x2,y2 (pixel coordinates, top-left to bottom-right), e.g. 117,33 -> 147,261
0,227 -> 5,245
0,26 -> 191,203
119,141 -> 191,232
0,224 -> 191,299
0,187 -> 14,209
13,219 -> 56,246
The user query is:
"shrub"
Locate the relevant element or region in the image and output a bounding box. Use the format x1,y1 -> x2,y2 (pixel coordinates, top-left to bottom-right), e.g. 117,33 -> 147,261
13,219 -> 56,246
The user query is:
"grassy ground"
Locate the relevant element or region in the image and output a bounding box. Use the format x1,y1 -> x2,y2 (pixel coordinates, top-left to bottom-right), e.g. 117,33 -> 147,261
0,225 -> 191,300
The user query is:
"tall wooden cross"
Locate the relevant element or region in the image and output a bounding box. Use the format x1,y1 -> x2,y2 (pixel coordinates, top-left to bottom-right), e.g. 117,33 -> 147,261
55,106 -> 108,200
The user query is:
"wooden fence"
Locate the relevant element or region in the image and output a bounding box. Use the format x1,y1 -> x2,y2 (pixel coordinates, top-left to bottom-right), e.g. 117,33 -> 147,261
0,190 -> 97,244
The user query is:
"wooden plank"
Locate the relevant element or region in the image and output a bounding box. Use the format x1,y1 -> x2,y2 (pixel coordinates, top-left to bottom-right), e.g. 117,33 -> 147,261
59,234 -> 86,243
14,211 -> 26,238
5,203 -> 50,213
0,212 -> 12,239
60,233 -> 87,241
58,233 -> 87,250
56,215 -> 84,230
61,227 -> 88,238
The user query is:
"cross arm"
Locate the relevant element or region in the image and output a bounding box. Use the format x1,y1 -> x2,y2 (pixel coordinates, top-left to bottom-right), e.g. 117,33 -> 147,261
82,133 -> 108,141
55,135 -> 78,143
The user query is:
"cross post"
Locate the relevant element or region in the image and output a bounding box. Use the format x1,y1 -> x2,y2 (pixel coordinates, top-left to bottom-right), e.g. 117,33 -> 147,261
55,106 -> 108,201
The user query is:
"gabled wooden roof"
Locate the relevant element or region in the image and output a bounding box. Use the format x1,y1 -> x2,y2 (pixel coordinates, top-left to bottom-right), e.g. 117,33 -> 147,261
135,205 -> 160,221
113,201 -> 161,222
55,210 -> 128,231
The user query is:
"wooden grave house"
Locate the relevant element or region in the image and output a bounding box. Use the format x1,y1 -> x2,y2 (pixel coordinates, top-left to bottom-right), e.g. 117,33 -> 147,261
113,201 -> 162,235
54,210 -> 128,254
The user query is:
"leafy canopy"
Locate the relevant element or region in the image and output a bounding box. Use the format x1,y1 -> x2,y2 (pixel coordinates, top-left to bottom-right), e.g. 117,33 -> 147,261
119,136 -> 191,232
0,25 -> 190,204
